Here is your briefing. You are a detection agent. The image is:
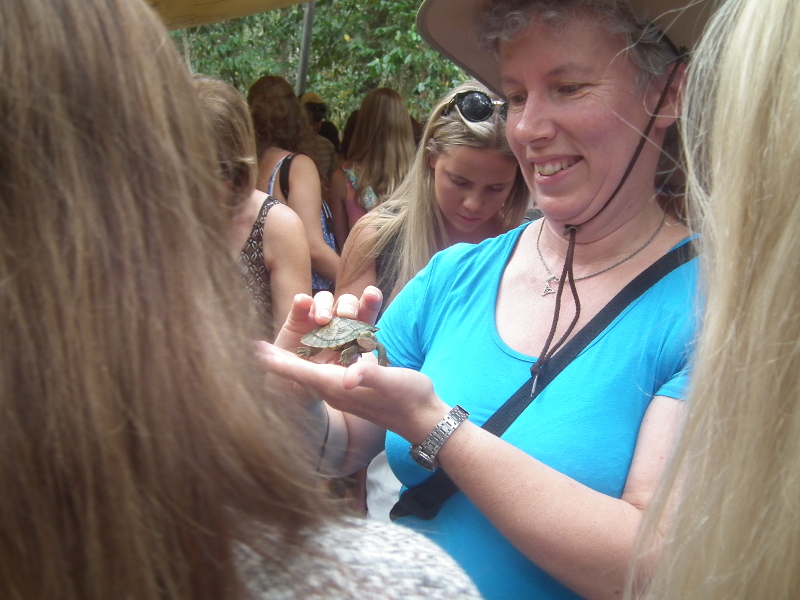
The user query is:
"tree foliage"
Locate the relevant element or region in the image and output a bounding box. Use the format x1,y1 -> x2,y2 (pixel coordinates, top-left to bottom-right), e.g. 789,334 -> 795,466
170,0 -> 466,127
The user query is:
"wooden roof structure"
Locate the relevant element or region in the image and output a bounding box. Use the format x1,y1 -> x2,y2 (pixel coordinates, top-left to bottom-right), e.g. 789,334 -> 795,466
148,0 -> 309,30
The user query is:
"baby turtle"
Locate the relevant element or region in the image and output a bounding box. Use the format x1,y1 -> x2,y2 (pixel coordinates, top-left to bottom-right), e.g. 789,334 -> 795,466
297,317 -> 390,367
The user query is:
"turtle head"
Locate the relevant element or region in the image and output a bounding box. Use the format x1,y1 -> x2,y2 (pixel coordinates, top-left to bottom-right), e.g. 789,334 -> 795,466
355,331 -> 379,352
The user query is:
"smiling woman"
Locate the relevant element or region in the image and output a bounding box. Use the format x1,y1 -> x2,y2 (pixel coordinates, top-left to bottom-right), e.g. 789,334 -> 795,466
500,17 -> 665,228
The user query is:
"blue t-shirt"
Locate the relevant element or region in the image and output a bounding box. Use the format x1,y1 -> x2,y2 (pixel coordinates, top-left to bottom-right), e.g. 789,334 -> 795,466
378,222 -> 699,600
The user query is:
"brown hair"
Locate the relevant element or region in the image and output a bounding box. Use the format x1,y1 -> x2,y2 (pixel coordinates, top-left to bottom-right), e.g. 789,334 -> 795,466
0,1 -> 329,599
195,75 -> 258,211
247,74 -> 316,160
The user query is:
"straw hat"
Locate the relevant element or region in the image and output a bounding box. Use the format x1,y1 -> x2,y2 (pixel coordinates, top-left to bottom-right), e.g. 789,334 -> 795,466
416,0 -> 715,95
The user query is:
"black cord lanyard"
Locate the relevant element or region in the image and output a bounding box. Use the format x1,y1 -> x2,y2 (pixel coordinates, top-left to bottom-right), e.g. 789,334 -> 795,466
530,57 -> 685,391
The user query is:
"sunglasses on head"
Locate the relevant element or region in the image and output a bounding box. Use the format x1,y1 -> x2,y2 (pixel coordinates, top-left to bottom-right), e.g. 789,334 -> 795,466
446,90 -> 508,122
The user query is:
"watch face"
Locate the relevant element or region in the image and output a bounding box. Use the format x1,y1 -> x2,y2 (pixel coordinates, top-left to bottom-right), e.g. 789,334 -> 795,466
409,446 -> 437,471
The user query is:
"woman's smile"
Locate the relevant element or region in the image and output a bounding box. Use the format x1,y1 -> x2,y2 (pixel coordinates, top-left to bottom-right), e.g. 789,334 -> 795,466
533,156 -> 581,177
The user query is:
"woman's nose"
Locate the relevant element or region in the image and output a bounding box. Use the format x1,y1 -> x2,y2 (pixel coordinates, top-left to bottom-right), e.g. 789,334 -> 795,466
462,193 -> 483,214
509,98 -> 557,147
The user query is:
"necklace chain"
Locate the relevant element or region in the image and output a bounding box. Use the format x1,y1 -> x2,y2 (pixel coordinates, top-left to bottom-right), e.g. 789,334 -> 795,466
536,212 -> 667,296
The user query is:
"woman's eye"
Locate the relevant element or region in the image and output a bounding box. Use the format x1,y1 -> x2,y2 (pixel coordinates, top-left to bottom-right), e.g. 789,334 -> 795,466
558,84 -> 584,95
506,93 -> 526,107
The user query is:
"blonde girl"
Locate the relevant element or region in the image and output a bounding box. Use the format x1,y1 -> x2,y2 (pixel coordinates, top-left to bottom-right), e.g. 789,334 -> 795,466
335,81 -> 529,519
336,81 -> 530,307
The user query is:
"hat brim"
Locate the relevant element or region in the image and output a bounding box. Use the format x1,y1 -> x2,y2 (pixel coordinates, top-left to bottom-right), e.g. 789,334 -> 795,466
416,0 -> 714,96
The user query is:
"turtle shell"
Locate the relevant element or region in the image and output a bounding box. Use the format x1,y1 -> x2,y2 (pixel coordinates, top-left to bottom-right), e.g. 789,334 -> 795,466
300,317 -> 379,350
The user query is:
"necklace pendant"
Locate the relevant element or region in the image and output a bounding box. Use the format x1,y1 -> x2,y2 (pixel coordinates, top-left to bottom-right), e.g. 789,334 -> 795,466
542,276 -> 558,296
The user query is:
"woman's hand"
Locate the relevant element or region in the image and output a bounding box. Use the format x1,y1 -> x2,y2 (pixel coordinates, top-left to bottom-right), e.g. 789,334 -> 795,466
263,286 -> 383,408
258,285 -> 449,444
257,341 -> 449,444
272,286 -> 383,351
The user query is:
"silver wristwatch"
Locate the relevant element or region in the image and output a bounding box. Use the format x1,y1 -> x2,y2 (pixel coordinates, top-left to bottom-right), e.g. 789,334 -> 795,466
409,405 -> 470,471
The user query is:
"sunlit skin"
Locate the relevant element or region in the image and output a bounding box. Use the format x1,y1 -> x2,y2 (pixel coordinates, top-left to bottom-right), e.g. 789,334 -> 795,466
428,146 -> 520,244
500,19 -> 675,242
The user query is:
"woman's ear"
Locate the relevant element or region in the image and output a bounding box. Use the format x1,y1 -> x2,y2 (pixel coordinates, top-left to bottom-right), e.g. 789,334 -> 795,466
428,152 -> 439,171
649,60 -> 688,131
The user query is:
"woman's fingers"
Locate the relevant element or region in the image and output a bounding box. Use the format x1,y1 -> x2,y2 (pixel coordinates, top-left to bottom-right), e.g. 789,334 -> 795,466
340,361 -> 448,441
358,286 -> 384,325
259,340 -> 448,442
332,293 -> 360,320
273,291 -> 342,350
273,293 -> 316,349
310,290 -> 335,321
257,341 -> 348,399
328,287 -> 384,325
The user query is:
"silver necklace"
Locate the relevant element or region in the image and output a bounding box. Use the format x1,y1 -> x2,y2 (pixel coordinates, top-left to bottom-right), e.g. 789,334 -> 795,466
536,212 -> 667,296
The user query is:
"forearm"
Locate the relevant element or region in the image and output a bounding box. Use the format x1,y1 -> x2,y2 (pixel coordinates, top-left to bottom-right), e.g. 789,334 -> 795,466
308,239 -> 340,282
437,423 -> 643,600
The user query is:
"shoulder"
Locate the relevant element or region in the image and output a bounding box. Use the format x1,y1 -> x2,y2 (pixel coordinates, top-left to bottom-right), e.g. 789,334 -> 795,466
263,201 -> 304,234
648,236 -> 701,303
287,153 -> 319,174
428,222 -> 529,276
239,518 -> 481,600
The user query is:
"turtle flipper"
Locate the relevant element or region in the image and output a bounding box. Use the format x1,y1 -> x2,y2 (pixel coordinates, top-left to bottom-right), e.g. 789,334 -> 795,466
339,344 -> 361,367
375,342 -> 390,367
297,346 -> 323,360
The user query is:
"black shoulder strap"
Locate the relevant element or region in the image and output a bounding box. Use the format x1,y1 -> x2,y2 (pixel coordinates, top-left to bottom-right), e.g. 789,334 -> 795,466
279,153 -> 296,199
390,239 -> 697,521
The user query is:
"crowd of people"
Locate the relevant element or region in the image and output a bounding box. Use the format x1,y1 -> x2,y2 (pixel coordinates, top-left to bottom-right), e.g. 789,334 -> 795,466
3,0 -> 800,599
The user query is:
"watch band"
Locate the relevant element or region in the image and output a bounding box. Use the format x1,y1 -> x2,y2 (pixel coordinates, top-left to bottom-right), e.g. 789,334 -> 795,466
409,405 -> 469,471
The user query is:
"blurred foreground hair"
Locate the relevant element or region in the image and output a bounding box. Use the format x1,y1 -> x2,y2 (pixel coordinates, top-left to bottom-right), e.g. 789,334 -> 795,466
631,0 -> 800,598
0,1 -> 328,599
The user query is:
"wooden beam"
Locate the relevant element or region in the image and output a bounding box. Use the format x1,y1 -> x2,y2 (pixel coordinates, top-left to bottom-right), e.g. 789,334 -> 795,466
148,0 -> 307,30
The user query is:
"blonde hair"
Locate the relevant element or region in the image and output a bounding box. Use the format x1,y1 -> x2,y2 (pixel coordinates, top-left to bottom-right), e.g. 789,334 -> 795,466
340,81 -> 529,299
194,75 -> 258,211
631,0 -> 800,597
345,87 -> 416,205
0,1 -> 329,599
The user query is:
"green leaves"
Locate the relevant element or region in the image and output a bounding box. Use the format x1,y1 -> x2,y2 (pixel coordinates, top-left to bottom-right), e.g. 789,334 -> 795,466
170,0 -> 465,126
